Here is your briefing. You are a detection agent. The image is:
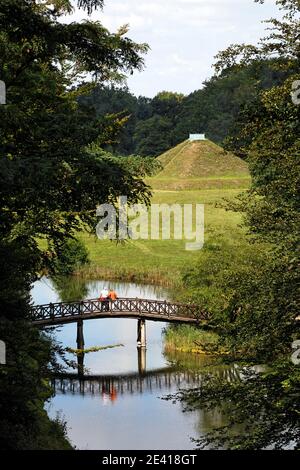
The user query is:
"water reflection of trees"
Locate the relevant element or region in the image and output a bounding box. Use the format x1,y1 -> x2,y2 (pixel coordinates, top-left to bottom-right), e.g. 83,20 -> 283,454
51,276 -> 89,302
52,346 -> 244,445
51,277 -> 170,303
163,348 -> 243,446
86,279 -> 169,300
164,348 -> 241,379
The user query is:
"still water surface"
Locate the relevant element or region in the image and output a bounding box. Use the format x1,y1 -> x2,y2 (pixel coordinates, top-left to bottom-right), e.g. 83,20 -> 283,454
31,278 -> 227,450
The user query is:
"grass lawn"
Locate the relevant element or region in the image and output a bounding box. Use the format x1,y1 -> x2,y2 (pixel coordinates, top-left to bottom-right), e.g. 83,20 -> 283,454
71,139 -> 254,293
77,187 -> 249,287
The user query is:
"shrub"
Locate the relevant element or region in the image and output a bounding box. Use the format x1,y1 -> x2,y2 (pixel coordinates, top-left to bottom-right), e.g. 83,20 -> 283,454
53,238 -> 90,275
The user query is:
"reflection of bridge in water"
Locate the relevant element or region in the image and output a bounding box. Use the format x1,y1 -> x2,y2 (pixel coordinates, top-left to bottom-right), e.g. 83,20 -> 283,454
52,368 -> 201,397
52,368 -> 201,401
51,363 -> 241,400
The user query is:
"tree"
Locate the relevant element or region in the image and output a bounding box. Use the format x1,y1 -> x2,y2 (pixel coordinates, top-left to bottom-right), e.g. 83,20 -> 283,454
83,62 -> 289,158
174,60 -> 289,144
176,0 -> 300,449
0,0 -> 150,449
133,115 -> 174,156
174,362 -> 300,450
52,238 -> 90,275
79,85 -> 139,155
151,91 -> 184,119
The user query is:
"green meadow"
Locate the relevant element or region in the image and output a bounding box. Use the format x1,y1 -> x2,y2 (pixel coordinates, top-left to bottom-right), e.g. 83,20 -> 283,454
77,140 -> 254,295
78,187 -> 246,285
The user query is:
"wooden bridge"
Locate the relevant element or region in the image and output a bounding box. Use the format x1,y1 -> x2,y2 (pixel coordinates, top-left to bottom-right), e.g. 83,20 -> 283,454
31,297 -> 208,349
31,298 -> 208,326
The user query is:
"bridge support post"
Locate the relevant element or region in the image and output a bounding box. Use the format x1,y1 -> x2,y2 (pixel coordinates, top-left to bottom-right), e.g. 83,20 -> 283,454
77,353 -> 85,377
76,320 -> 85,376
137,345 -> 147,374
76,319 -> 85,350
137,319 -> 146,348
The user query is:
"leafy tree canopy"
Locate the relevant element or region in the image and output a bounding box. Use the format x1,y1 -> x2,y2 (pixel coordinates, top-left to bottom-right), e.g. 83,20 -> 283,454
174,0 -> 300,450
0,0 -> 150,449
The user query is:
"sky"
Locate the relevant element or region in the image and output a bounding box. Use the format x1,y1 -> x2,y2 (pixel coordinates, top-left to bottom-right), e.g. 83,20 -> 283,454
65,0 -> 282,98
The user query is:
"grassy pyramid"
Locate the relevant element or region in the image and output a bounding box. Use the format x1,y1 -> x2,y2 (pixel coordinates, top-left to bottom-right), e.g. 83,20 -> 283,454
148,139 -> 250,190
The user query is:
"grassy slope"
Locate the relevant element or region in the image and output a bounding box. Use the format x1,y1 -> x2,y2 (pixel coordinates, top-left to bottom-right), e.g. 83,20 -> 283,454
77,139 -> 252,290
146,139 -> 250,190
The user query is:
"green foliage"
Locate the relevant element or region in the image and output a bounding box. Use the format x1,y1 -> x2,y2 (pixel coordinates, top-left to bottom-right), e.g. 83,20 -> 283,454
176,0 -> 300,449
182,0 -> 300,361
181,239 -> 267,325
215,84 -> 300,361
133,115 -> 175,156
66,344 -> 124,355
86,144 -> 162,177
83,61 -> 289,157
51,276 -> 89,302
174,362 -> 300,450
79,85 -> 139,155
163,325 -> 220,355
0,312 -> 71,449
181,60 -> 289,144
208,246 -> 297,361
52,238 -> 90,275
0,0 -> 150,449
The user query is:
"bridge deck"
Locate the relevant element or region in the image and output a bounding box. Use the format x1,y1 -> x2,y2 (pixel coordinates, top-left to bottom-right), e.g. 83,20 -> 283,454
31,297 -> 208,327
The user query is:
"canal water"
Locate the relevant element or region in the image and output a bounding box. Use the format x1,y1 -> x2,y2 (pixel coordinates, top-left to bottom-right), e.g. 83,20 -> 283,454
31,277 -> 229,450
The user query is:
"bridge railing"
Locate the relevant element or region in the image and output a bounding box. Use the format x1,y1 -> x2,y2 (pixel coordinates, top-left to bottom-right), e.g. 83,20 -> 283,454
31,298 -> 209,323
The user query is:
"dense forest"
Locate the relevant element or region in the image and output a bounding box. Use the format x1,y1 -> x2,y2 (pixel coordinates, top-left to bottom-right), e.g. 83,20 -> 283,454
80,61 -> 289,156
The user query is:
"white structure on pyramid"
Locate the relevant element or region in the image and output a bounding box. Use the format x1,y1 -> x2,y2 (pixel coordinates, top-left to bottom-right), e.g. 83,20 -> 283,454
189,133 -> 206,141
